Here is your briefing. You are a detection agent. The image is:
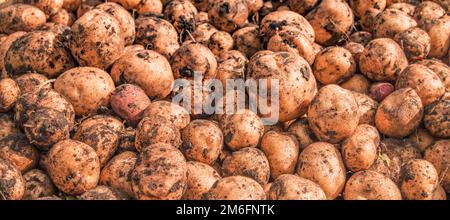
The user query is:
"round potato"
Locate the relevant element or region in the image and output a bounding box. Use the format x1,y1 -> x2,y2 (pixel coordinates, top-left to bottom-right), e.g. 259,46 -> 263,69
223,109 -> 264,151
416,59 -> 450,91
0,158 -> 25,200
373,9 -> 417,39
208,31 -> 233,56
423,17 -> 450,59
344,170 -> 402,200
143,100 -> 190,130
23,169 -> 55,200
260,10 -> 315,42
164,0 -> 197,35
0,78 -> 20,112
96,2 -> 135,46
50,9 -> 76,26
394,27 -> 431,61
183,161 -> 221,200
170,42 -> 217,80
267,28 -> 316,65
79,185 -> 128,200
222,147 -> 270,185
0,4 -> 46,34
424,140 -> 449,193
349,31 -> 373,46
287,118 -> 316,150
349,0 -> 387,18
232,26 -> 262,58
407,128 -> 436,152
0,31 -> 26,72
205,176 -> 266,200
100,151 -> 137,198
413,1 -> 445,26
0,133 -> 39,173
340,74 -> 371,95
208,0 -> 248,32
135,115 -> 181,152
400,159 -> 438,200
268,174 -> 326,200
313,46 -> 356,85
110,84 -> 151,124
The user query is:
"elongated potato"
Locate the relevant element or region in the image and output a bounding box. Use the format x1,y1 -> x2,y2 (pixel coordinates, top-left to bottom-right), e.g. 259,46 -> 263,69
0,4 -> 46,34
344,170 -> 402,200
400,159 -> 438,200
205,176 -> 266,200
183,161 -> 221,200
268,174 -> 326,200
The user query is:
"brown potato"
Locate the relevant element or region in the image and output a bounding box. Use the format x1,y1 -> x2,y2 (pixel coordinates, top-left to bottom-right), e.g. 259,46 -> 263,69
222,147 -> 270,185
313,46 -> 356,85
208,31 -> 233,56
416,59 -> 450,91
232,26 -> 262,58
423,95 -> 449,138
267,28 -> 316,65
46,139 -> 100,195
413,1 -> 445,26
196,11 -> 209,23
359,8 -> 381,31
394,27 -> 431,61
287,117 -> 316,150
193,22 -> 218,45
246,0 -> 263,14
164,0 -> 197,34
0,133 -> 39,173
100,151 -> 137,198
205,176 -> 266,200
96,2 -> 135,46
340,74 -> 371,94
296,142 -> 346,199
118,127 -> 136,152
400,159 -> 438,200
22,0 -> 64,17
343,42 -> 364,62
344,170 -> 402,200
0,158 -> 25,200
135,115 -> 181,152
0,4 -> 46,34
131,143 -> 187,200
183,161 -> 221,200
424,140 -> 449,192
50,9 -> 76,26
260,10 -> 315,42
0,31 -> 26,72
135,0 -> 163,15
287,0 -> 319,14
215,57 -> 246,87
23,169 -> 55,200
260,131 -> 299,179
349,0 -> 387,18
369,147 -> 402,184
143,100 -> 190,130
388,3 -> 416,16
62,0 -> 80,11
0,114 -> 17,140
373,9 -> 417,39
110,84 -> 151,124
407,128 -> 436,152
54,67 -> 115,116
79,185 -> 128,200
382,138 -> 421,164
423,16 -> 450,59
0,78 -> 20,112
208,0 -> 248,32
268,174 -> 326,200
433,185 -> 447,200
223,109 -> 264,151
190,0 -> 209,12
170,42 -> 217,80
349,31 -> 373,46
353,92 -> 378,125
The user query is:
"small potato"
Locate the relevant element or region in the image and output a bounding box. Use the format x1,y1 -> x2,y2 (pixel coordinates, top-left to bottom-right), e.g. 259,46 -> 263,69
349,31 -> 373,46
341,124 -> 380,172
375,88 -> 423,137
0,78 -> 20,112
0,4 -> 46,34
181,120 -> 223,165
223,109 -> 264,151
208,31 -> 233,56
369,147 -> 402,184
218,50 -> 248,64
164,0 -> 197,34
423,95 -> 449,138
260,131 -> 299,179
349,0 -> 387,18
73,115 -> 124,167
369,82 -> 395,102
340,74 -> 371,94
359,38 -> 409,81
287,117 -> 316,150
135,0 -> 163,17
0,114 -> 17,140
100,151 -> 137,198
131,143 -> 187,200
0,31 -> 26,72
354,93 -> 378,126
400,159 -> 438,200
268,174 -> 326,200
416,59 -> 450,91
260,10 -> 315,42
170,42 -> 217,80
313,46 -> 356,85
193,22 -> 218,45
0,133 -> 39,173
46,139 -> 100,195
296,142 -> 346,199
382,138 -> 421,164
215,57 -> 246,87
287,0 -> 319,14
413,1 -> 445,26
222,147 -> 270,185
14,73 -> 50,95
433,185 -> 447,200
423,17 -> 450,59
135,115 -> 181,152
54,67 -> 115,116
407,128 -> 436,152
23,169 -> 55,200
142,100 -> 190,130
396,64 -> 445,106
267,28 -> 316,65
424,140 -> 449,192
196,11 -> 209,23
183,161 -> 221,200
79,186 -> 128,200
205,176 -> 266,200
96,2 -> 135,46
343,42 -> 364,62
394,27 -> 431,62
111,84 -> 151,124
50,9 -> 76,26
232,26 -> 262,58
344,170 -> 402,200
0,158 -> 25,200
373,9 -> 417,39
307,85 -> 359,143
208,0 -> 248,32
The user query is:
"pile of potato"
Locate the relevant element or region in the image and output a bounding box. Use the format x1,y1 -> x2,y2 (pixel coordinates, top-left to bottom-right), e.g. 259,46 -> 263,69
0,0 -> 449,200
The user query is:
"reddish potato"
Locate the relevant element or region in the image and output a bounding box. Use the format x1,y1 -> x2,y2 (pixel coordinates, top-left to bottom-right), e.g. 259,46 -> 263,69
111,84 -> 151,124
370,82 -> 395,102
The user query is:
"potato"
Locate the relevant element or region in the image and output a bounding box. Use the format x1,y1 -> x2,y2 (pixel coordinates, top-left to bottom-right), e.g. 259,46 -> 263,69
0,114 -> 17,140
382,138 -> 421,164
0,4 -> 46,34
349,31 -> 373,46
135,0 -> 163,15
287,0 -> 319,14
70,9 -> 124,69
394,28 -> 431,62
349,0 -> 386,18
424,140 -> 449,192
267,28 -> 316,65
14,73 -> 50,95
208,31 -> 233,56
79,185 -> 128,200
423,17 -> 450,59
229,26 -> 261,58
205,176 -> 266,200
118,127 -> 136,152
407,128 -> 436,152
54,67 -> 115,116
308,85 -> 359,143
248,52 -> 317,122
287,118 -> 316,150
183,161 -> 221,200
416,59 -> 450,91
0,78 -> 20,112
296,142 -> 346,199
359,38 -> 409,81
36,22 -> 71,41
413,1 -> 445,26
246,0 -> 263,14
260,131 -> 299,179
388,3 -> 416,16
22,0 -> 64,17
218,50 -> 248,64
223,109 -> 264,151
143,100 -> 190,130
62,0 -> 80,11
190,0 -> 209,12
131,143 -> 187,200
75,0 -> 103,17
170,42 -> 217,80
260,10 -> 315,43
0,31 -> 26,72
50,9 -> 76,26
343,42 -> 364,62
164,0 -> 197,34
181,120 -> 223,165
0,158 -> 25,200
369,147 -> 402,184
369,82 -> 394,102
96,2 -> 135,46
196,11 -> 209,23
433,185 -> 447,200
222,147 -> 270,185
208,0 -> 248,32
340,74 -> 371,94
0,133 -> 39,173
268,174 -> 326,200
400,159 -> 438,200
23,169 -> 55,200
46,139 -> 100,195
373,9 -> 417,39
375,88 -> 423,137
73,115 -> 124,167
359,8 -> 381,31
215,57 -> 246,87
353,92 -> 378,125
111,84 -> 151,124
100,151 -> 137,198
344,170 -> 402,200
423,96 -> 449,138
135,115 -> 181,152
396,64 -> 445,106
193,22 -> 218,45
313,46 -> 356,85
306,0 -> 354,45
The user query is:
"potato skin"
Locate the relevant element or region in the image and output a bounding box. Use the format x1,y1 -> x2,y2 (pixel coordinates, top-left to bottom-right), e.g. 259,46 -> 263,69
164,0 -> 197,34
100,151 -> 137,198
95,2 -> 135,46
416,59 -> 450,91
143,100 -> 190,130
0,31 -> 26,72
0,114 -> 17,140
46,139 -> 100,195
344,170 -> 402,200
205,176 -> 266,200
394,27 -> 431,61
308,85 -> 359,143
373,9 -> 417,39
268,174 -> 326,200
423,95 -> 449,138
424,140 -> 449,192
424,17 -> 450,59
208,0 -> 248,32
375,88 -> 423,137
296,142 -> 346,199
23,169 -> 55,200
413,1 -> 445,26
267,28 -> 315,65
340,74 -> 371,95
111,84 -> 151,124
222,147 -> 270,185
261,131 -> 299,179
0,133 -> 39,173
354,92 -> 378,125
0,78 -> 20,112
313,46 -> 356,85
54,67 -> 115,116
400,159 -> 438,200
0,4 -> 46,34
0,158 -> 25,200
170,42 -> 217,80
232,26 -> 262,58
79,185 -> 128,200
135,115 -> 182,152
223,109 -> 264,151
131,143 -> 187,200
183,161 -> 221,200
260,10 -> 315,43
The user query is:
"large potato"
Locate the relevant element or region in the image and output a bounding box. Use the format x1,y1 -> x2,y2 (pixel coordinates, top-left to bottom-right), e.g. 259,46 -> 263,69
205,176 -> 266,200
0,31 -> 26,72
164,0 -> 197,34
0,158 -> 25,200
100,151 -> 137,198
143,100 -> 190,130
423,17 -> 450,59
0,4 -> 46,34
373,9 -> 417,39
95,2 -> 135,46
232,26 -> 262,58
223,109 -> 264,151
260,10 -> 315,42
222,147 -> 270,185
313,46 -> 356,85
268,174 -> 326,200
424,140 -> 449,192
394,27 -> 431,61
416,59 -> 450,91
344,170 -> 402,200
135,115 -> 181,152
400,159 -> 438,200
183,161 -> 221,200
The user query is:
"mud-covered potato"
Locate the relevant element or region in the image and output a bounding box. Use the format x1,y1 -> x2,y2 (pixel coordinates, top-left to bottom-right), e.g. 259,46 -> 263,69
313,46 -> 356,85
268,174 -> 326,200
0,158 -> 25,200
54,67 -> 115,116
23,169 -> 55,200
62,0 -> 81,11
164,0 -> 197,34
407,128 -> 436,152
373,8 -> 417,39
96,2 -> 135,46
232,26 -> 262,58
170,42 -> 217,80
417,59 -> 450,91
261,10 -> 314,42
359,8 -> 381,31
100,151 -> 137,198
413,1 -> 445,26
344,170 -> 402,200
396,64 -> 445,106
267,28 -> 316,65
22,0 -> 63,17
117,127 -> 136,152
260,131 -> 299,179
400,159 -> 438,200
183,161 -> 221,200
353,93 -> 378,126
143,100 -> 190,130
223,109 -> 264,151
196,11 -> 209,23
208,0 -> 248,32
349,31 -> 373,46
0,114 -> 17,140
340,74 -> 371,94
193,22 -> 218,45
131,143 -> 187,200
349,0 -> 386,18
359,38 -> 409,81
13,73 -> 50,94
343,42 -> 364,62
135,115 -> 181,152
0,4 -> 46,34
47,139 -> 100,195
50,9 -> 76,26
423,95 -> 449,138
0,31 -> 26,72
423,17 -> 450,59
222,147 -> 270,185
375,88 -> 423,137
287,0 -> 319,14
181,120 -> 223,165
394,27 -> 431,61
424,140 -> 449,192
79,185 -> 128,200
205,176 -> 266,200
287,118 -> 316,150
0,78 -> 20,112
308,85 -> 359,143
70,9 -> 124,69
215,56 -> 246,87
382,138 -> 421,164
369,146 -> 402,184
208,31 -> 233,56
0,133 -> 39,173
111,84 -> 151,124
296,142 -> 346,199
